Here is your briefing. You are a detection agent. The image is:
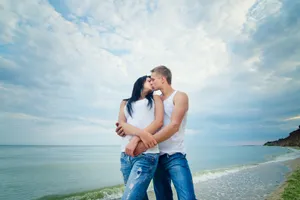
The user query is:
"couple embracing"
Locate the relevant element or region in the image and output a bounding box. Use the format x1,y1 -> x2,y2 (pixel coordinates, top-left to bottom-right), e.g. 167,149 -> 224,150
116,65 -> 197,200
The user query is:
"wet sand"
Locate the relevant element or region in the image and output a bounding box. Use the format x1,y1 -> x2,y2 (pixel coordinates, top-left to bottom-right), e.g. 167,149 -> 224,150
265,157 -> 300,200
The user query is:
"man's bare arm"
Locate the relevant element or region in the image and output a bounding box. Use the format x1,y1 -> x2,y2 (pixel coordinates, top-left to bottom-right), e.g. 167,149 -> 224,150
134,92 -> 188,156
153,92 -> 188,143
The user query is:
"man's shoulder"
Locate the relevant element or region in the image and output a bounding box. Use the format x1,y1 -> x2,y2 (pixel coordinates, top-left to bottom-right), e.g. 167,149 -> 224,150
173,91 -> 188,104
174,91 -> 188,99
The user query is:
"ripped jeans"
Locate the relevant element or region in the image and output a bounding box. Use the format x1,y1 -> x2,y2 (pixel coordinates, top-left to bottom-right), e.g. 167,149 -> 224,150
120,152 -> 159,200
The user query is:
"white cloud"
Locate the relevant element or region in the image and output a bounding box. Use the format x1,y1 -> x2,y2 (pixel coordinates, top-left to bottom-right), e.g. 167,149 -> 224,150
248,0 -> 282,22
3,112 -> 48,121
284,115 -> 300,121
0,56 -> 17,69
0,0 -> 299,145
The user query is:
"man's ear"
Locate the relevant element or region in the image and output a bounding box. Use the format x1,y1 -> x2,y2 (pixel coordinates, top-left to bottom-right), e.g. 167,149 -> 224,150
161,76 -> 166,84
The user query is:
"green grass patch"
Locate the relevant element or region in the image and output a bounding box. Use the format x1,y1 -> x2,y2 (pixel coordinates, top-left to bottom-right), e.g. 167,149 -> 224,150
282,168 -> 300,200
36,184 -> 124,200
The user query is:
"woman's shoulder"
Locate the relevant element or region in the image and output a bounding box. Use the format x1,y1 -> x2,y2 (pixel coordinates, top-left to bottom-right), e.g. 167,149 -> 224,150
119,99 -> 128,107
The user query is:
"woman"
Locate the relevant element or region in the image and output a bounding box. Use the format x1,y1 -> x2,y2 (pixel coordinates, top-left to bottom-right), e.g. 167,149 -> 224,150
117,75 -> 163,200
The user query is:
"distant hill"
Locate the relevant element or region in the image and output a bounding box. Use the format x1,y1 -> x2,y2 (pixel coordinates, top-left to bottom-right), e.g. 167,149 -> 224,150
264,126 -> 300,147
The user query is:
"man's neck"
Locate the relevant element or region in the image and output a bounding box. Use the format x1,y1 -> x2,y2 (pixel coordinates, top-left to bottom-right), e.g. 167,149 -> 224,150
160,85 -> 175,99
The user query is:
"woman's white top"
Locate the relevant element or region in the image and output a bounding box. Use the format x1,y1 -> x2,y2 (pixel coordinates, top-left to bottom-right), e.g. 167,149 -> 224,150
120,98 -> 159,154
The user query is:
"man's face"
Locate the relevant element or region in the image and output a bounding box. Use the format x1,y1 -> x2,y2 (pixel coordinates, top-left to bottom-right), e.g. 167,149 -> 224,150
150,72 -> 163,91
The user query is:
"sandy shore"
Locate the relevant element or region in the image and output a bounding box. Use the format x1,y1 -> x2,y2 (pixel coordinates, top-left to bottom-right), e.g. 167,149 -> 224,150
265,157 -> 300,200
147,157 -> 300,200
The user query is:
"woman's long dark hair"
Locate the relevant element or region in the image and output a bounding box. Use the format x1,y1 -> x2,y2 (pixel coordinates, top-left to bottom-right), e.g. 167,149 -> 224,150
124,75 -> 154,117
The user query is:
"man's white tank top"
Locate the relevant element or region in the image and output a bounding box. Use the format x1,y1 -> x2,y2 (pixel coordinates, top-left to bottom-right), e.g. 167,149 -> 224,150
159,90 -> 187,155
120,98 -> 159,154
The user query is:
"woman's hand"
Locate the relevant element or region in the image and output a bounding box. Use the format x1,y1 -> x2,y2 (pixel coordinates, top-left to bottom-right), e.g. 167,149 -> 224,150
139,131 -> 157,149
115,122 -> 126,137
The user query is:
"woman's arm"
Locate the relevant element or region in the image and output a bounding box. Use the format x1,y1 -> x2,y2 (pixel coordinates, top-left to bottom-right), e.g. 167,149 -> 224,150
118,100 -> 127,124
117,100 -> 141,136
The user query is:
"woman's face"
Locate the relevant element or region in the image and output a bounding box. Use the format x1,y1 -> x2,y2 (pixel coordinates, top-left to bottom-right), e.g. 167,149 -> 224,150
143,77 -> 153,93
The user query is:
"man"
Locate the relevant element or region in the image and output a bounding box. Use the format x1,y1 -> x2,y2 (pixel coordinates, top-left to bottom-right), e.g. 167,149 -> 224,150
116,66 -> 196,200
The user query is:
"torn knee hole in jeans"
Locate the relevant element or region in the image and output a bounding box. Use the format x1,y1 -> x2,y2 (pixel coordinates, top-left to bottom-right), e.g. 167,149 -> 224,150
135,167 -> 142,179
126,168 -> 142,193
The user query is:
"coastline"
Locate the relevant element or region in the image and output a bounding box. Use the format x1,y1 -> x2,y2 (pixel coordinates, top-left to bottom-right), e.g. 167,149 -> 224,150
33,146 -> 300,200
265,156 -> 300,200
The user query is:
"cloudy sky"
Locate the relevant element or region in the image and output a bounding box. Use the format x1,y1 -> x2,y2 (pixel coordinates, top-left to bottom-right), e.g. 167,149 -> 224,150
0,0 -> 299,146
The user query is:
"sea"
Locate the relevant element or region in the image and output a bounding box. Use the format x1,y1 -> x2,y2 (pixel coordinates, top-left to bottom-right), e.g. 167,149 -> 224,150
1,145 -> 300,200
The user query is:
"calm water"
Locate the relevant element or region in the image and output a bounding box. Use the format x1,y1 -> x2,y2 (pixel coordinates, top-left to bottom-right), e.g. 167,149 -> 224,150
0,145 -> 299,200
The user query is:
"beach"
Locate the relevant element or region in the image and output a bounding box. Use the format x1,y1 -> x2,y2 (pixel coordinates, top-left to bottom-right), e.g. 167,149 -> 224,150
265,157 -> 300,200
149,157 -> 300,200
147,151 -> 300,200
149,151 -> 300,200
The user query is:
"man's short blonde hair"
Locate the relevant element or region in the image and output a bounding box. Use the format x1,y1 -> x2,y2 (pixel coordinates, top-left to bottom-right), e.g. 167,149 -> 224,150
150,65 -> 172,84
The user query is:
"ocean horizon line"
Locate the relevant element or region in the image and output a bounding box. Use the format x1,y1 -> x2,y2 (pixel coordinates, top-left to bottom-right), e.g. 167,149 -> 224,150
0,144 -> 120,147
0,143 -> 267,148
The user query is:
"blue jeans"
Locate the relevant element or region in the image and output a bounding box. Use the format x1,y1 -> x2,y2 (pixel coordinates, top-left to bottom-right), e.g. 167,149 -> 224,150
120,152 -> 159,200
153,153 -> 197,200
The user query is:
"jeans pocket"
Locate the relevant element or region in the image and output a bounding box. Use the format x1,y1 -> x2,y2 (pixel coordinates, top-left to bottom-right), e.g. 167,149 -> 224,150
168,153 -> 189,169
142,153 -> 159,165
120,153 -> 125,162
169,152 -> 185,160
132,154 -> 158,173
120,154 -> 129,169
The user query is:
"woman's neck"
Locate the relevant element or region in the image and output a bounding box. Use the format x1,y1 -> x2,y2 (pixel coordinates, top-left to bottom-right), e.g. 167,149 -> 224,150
140,90 -> 149,99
